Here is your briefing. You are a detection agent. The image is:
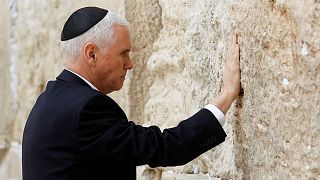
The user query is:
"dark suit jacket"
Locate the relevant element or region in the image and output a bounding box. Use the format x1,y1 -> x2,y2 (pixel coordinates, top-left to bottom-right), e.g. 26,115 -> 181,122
22,69 -> 227,180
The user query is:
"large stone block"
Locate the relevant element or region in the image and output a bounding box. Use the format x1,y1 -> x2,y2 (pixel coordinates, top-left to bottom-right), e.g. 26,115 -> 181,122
122,0 -> 163,124
0,143 -> 22,180
126,0 -> 320,179
230,0 -> 320,179
0,0 -> 14,148
127,0 -> 238,178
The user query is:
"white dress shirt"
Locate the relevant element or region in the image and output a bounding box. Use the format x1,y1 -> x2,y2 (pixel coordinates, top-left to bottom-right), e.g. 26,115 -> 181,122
66,69 -> 225,126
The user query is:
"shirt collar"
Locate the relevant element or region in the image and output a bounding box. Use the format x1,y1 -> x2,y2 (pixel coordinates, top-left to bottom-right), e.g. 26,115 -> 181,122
65,68 -> 99,91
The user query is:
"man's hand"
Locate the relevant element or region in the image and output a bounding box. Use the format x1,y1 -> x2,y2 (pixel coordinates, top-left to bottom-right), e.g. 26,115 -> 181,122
223,33 -> 241,99
210,33 -> 240,114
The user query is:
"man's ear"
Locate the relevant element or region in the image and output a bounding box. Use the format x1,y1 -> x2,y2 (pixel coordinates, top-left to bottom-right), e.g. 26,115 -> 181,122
84,43 -> 96,65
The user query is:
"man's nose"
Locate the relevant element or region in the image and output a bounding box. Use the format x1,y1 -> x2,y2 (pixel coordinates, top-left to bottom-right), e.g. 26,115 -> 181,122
125,57 -> 133,69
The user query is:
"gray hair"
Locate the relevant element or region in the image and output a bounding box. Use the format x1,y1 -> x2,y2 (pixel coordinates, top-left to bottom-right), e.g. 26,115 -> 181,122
60,11 -> 128,59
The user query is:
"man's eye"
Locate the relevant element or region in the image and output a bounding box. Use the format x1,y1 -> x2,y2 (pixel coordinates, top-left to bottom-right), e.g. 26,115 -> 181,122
122,52 -> 130,57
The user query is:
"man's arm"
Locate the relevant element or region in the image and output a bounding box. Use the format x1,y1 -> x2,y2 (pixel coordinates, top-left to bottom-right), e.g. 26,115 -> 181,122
76,94 -> 226,167
211,33 -> 240,114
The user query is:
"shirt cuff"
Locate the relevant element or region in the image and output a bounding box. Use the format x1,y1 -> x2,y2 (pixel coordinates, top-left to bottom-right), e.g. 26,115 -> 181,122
204,104 -> 225,126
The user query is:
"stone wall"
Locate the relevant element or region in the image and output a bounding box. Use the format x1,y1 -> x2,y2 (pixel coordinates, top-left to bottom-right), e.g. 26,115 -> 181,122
0,0 -> 319,179
0,0 -> 12,146
125,0 -> 320,179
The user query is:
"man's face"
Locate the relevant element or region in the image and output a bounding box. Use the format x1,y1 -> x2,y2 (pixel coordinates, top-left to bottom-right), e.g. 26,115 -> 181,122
95,25 -> 133,94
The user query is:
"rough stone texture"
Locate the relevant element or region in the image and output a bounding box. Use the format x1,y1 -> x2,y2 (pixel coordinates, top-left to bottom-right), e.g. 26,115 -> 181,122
0,0 -> 13,148
127,1 -> 237,179
0,143 -> 22,180
0,0 -> 319,179
125,0 -> 320,179
231,1 -> 320,179
0,2 -> 18,179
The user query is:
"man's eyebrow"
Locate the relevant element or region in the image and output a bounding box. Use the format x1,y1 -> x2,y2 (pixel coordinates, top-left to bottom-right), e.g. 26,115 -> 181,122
121,49 -> 131,53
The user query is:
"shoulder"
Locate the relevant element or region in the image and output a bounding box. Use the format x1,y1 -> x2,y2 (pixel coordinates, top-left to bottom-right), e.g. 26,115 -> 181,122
44,79 -> 101,103
41,79 -> 126,118
80,93 -> 126,117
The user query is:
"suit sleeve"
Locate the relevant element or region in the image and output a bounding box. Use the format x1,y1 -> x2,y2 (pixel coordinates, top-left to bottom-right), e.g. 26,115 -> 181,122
76,94 -> 227,167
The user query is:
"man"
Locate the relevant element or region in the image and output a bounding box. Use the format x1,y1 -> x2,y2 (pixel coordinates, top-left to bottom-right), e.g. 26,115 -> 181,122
22,7 -> 240,180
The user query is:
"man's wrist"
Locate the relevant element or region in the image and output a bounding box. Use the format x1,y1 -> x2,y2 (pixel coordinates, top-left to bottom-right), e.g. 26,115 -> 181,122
210,90 -> 236,114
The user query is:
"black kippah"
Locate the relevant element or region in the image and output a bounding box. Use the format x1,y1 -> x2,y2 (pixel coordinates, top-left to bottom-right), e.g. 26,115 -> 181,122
61,7 -> 108,41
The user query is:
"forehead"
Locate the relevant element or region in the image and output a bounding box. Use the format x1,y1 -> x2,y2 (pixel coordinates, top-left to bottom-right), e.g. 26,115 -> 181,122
113,25 -> 131,49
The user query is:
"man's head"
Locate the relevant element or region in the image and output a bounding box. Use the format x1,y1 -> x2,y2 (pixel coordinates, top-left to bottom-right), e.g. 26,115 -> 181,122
60,7 -> 133,94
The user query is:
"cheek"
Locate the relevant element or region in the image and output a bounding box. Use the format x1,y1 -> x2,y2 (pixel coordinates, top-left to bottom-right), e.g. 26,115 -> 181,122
96,65 -> 112,83
97,56 -> 124,80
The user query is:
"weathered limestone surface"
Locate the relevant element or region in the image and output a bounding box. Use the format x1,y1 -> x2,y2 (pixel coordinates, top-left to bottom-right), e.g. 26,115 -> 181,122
0,143 -> 22,180
231,1 -> 320,179
0,0 -> 319,179
125,0 -> 320,179
0,1 -> 18,179
0,0 -> 13,148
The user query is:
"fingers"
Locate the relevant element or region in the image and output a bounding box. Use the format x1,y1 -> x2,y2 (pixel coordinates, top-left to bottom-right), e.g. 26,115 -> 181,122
235,44 -> 240,60
229,33 -> 238,45
228,33 -> 239,54
227,33 -> 240,60
229,33 -> 234,45
233,33 -> 237,45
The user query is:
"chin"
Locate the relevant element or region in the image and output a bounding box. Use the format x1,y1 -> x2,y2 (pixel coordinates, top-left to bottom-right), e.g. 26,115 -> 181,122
104,82 -> 124,94
116,85 -> 123,91
114,83 -> 124,91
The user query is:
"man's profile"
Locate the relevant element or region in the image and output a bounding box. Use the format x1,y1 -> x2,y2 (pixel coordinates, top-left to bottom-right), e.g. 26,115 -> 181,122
22,6 -> 240,180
